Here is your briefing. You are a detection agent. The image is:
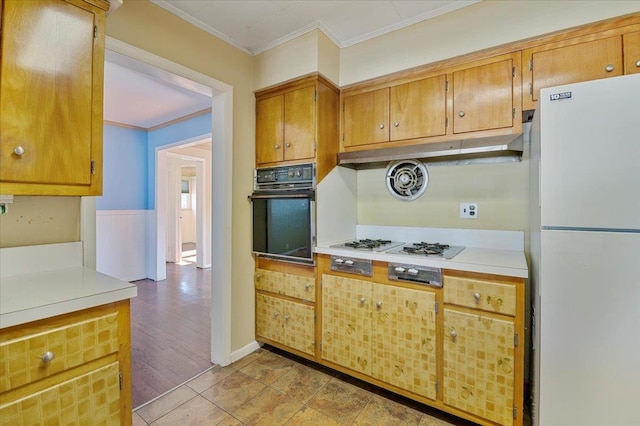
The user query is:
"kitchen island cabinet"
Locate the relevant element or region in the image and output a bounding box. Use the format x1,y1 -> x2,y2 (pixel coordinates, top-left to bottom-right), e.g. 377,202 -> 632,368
254,258 -> 317,358
0,301 -> 132,426
0,0 -> 108,196
255,74 -> 339,182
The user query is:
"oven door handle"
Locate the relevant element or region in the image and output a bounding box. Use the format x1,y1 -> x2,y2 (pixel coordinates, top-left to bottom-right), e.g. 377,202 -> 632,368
248,192 -> 314,201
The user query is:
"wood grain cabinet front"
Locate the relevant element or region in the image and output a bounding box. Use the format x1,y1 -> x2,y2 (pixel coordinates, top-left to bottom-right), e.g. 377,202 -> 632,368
254,259 -> 317,359
342,75 -> 447,148
624,31 -> 640,74
0,301 -> 132,426
0,0 -> 108,195
442,271 -> 525,426
321,274 -> 438,400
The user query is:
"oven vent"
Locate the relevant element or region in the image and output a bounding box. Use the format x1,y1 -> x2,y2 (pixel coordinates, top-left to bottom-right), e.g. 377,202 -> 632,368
386,159 -> 428,201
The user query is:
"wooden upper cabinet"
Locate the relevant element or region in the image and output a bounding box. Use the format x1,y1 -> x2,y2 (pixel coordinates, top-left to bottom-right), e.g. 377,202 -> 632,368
452,53 -> 520,134
624,31 -> 640,74
283,86 -> 316,161
522,36 -> 623,110
343,88 -> 389,148
0,0 -> 107,195
342,74 -> 447,148
389,75 -> 447,141
256,85 -> 315,165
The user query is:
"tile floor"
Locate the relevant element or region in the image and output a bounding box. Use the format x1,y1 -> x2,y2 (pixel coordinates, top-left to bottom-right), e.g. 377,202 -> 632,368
132,346 -> 477,426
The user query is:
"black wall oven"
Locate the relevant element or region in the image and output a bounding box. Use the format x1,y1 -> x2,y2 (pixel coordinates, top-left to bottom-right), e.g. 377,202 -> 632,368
249,163 -> 315,264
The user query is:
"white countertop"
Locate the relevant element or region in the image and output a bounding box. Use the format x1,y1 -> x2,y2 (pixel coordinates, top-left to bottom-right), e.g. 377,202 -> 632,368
0,242 -> 137,329
314,226 -> 529,278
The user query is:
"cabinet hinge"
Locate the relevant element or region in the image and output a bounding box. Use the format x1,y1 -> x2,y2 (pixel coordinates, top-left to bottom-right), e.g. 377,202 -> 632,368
435,301 -> 439,314
93,25 -> 98,39
314,90 -> 317,101
90,160 -> 96,175
435,380 -> 439,393
514,333 -> 519,347
512,66 -> 516,78
445,117 -> 448,128
512,108 -> 516,119
314,142 -> 317,152
513,405 -> 518,419
119,372 -> 123,390
528,59 -> 533,71
342,102 -> 345,113
529,83 -> 533,96
445,80 -> 449,91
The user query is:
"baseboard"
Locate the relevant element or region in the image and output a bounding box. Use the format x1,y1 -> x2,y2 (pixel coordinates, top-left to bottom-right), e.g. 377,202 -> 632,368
230,340 -> 261,364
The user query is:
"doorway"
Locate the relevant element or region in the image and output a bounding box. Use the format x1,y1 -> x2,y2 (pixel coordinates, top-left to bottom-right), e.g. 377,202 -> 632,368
90,37 -> 234,368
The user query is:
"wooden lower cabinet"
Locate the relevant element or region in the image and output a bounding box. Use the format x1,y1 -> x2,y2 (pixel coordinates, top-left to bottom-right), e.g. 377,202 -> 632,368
0,301 -> 132,426
254,259 -> 317,358
321,274 -> 438,400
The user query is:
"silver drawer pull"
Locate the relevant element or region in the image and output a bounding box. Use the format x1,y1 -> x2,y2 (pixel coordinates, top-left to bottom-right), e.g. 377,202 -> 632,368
393,121 -> 399,127
359,297 -> 366,304
605,64 -> 614,72
284,315 -> 290,321
285,143 -> 291,148
344,260 -> 354,266
473,292 -> 481,302
376,301 -> 382,309
450,330 -> 457,340
41,351 -> 55,363
458,111 -> 465,117
636,60 -> 640,68
305,284 -> 311,290
273,312 -> 279,317
14,146 -> 25,156
378,123 -> 385,129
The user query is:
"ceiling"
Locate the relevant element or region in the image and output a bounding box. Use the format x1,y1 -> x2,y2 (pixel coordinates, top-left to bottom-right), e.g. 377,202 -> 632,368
104,0 -> 479,129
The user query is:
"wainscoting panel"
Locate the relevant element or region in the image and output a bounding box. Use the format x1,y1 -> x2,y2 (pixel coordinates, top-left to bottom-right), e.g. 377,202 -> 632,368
97,210 -> 148,282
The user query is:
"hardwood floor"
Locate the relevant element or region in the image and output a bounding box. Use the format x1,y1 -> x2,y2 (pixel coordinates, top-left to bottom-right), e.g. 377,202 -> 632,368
130,254 -> 213,408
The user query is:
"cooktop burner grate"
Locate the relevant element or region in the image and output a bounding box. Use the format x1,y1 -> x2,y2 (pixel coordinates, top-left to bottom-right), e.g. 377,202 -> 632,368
344,239 -> 392,249
402,242 -> 451,255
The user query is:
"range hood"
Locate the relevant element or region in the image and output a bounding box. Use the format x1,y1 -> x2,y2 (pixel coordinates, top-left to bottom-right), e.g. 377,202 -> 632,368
339,123 -> 530,169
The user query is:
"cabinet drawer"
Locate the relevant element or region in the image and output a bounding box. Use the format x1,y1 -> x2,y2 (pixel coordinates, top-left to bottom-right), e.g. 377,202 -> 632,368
444,276 -> 516,316
0,312 -> 119,392
255,268 -> 315,301
0,361 -> 121,425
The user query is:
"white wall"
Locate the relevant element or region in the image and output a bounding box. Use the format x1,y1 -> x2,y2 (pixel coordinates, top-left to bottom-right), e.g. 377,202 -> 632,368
96,210 -> 148,282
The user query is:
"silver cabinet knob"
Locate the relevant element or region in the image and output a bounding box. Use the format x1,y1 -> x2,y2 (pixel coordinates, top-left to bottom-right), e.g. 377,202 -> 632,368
274,144 -> 280,149
450,330 -> 457,340
378,123 -> 385,129
458,111 -> 465,117
376,301 -> 382,309
41,351 -> 55,363
393,121 -> 399,127
255,273 -> 262,280
14,146 -> 25,156
605,64 -> 614,72
407,268 -> 419,276
273,312 -> 279,317
359,297 -> 366,304
473,292 -> 481,302
305,284 -> 311,290
284,315 -> 290,321
344,260 -> 354,266
636,60 -> 640,68
285,143 -> 291,148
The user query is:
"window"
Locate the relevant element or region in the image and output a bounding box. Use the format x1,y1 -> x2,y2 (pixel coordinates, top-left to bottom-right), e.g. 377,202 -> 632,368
181,179 -> 191,209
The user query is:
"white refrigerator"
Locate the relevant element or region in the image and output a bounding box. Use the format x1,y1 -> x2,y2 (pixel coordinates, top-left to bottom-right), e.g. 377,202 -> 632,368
530,73 -> 640,425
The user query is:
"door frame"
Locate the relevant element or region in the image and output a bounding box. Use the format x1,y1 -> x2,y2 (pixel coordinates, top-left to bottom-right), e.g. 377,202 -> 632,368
83,37 -> 233,366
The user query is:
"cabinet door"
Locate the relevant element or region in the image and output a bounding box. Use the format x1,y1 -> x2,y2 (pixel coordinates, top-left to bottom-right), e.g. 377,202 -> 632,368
283,300 -> 315,356
0,362 -> 121,425
371,285 -> 437,399
256,95 -> 284,164
343,89 -> 389,148
525,36 -> 623,109
624,31 -> 640,75
443,309 -> 515,426
284,86 -> 316,161
0,0 -> 95,186
389,75 -> 447,141
453,57 -> 516,134
321,275 -> 371,375
256,293 -> 283,343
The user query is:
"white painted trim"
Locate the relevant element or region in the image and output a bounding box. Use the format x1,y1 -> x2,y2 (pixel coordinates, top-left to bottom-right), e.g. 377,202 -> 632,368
101,38 -> 233,366
230,340 -> 261,364
80,197 -> 97,269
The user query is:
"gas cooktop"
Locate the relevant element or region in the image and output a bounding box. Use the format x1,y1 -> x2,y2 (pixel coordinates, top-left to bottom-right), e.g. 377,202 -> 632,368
387,242 -> 465,259
330,239 -> 405,252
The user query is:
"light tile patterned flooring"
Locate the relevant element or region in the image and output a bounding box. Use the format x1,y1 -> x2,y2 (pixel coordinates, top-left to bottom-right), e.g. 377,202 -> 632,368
133,346 -> 476,426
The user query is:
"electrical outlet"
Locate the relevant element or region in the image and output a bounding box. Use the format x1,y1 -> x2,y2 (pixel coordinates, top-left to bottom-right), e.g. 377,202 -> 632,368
460,202 -> 478,219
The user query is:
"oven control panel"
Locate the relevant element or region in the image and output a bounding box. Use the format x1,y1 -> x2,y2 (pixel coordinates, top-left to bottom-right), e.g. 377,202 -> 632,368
330,256 -> 373,277
255,163 -> 315,191
388,263 -> 442,287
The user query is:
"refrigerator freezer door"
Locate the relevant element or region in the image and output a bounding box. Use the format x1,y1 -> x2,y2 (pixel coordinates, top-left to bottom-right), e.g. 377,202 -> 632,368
539,74 -> 640,230
539,230 -> 640,426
